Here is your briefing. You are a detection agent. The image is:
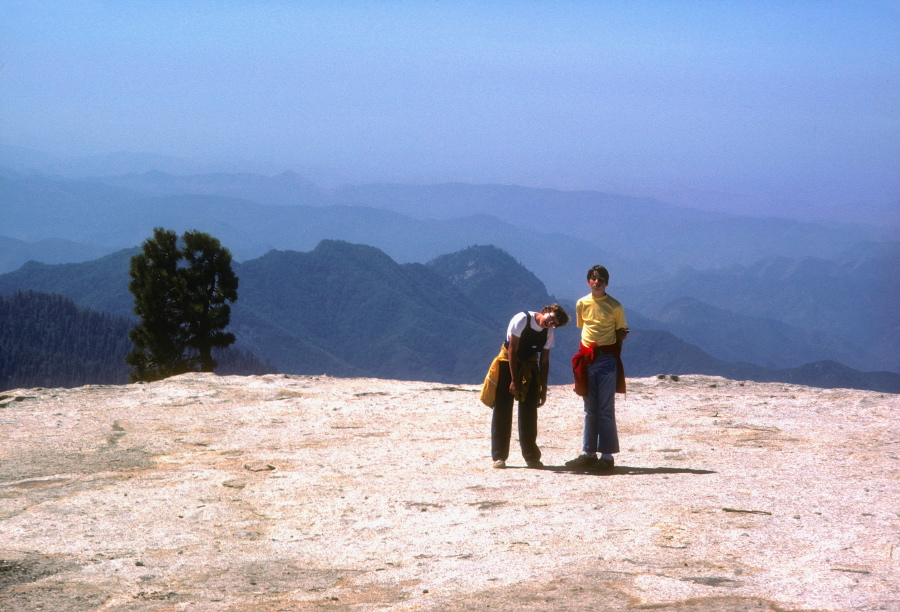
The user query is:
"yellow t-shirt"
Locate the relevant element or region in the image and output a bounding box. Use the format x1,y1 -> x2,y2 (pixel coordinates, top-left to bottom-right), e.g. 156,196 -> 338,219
576,293 -> 627,347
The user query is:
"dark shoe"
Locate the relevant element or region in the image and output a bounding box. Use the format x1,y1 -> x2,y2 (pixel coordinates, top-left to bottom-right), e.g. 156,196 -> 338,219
596,456 -> 615,470
565,454 -> 599,468
526,460 -> 544,469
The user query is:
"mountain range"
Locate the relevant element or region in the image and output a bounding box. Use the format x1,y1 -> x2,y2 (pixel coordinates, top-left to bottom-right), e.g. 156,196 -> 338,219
332,182 -> 891,270
2,168 -> 891,296
0,170 -> 627,299
1,241 -> 897,393
614,249 -> 900,374
1,165 -> 896,384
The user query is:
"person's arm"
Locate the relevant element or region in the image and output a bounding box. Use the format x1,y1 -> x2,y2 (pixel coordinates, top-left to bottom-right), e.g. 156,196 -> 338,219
538,349 -> 550,406
615,305 -> 629,345
507,334 -> 521,395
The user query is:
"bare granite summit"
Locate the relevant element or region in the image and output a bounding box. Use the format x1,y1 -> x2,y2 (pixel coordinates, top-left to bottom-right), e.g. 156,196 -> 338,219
0,372 -> 897,611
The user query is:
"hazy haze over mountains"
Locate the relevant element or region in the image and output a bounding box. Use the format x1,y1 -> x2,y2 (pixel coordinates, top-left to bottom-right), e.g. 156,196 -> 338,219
1,3 -> 896,226
0,168 -> 890,297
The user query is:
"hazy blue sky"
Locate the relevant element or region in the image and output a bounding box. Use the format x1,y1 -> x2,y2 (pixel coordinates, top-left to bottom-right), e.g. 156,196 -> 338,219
1,1 -> 897,223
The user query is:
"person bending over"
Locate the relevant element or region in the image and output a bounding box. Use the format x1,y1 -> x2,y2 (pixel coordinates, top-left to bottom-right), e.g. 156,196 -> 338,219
491,304 -> 569,469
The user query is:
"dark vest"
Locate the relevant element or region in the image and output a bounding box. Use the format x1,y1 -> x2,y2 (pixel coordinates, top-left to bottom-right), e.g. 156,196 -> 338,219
505,311 -> 548,360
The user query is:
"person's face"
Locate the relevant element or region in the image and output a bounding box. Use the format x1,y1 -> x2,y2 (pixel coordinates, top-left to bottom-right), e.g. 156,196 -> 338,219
537,311 -> 558,329
588,273 -> 608,293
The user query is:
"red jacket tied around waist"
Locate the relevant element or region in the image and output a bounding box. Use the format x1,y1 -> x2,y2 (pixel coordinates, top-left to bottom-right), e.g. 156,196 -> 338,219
572,342 -> 626,396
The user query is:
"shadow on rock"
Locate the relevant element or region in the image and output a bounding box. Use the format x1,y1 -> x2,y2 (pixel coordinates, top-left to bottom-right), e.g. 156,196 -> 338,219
539,465 -> 717,476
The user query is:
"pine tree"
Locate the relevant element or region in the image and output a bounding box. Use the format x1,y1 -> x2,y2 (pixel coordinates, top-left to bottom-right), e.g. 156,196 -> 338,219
126,228 -> 238,382
181,230 -> 239,372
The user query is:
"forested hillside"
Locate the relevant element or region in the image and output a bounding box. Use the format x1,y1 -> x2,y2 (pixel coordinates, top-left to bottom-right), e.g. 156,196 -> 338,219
0,291 -> 132,389
426,245 -> 558,323
231,241 -> 501,381
0,291 -> 275,391
0,248 -> 138,318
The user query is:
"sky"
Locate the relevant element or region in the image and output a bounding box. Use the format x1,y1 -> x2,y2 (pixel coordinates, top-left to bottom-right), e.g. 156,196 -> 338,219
1,1 -> 898,225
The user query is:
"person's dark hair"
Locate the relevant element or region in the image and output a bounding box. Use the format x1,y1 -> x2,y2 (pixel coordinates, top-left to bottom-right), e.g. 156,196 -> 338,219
542,303 -> 570,327
586,265 -> 609,284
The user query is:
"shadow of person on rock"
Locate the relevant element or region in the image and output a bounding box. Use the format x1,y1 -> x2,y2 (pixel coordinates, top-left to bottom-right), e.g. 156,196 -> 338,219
519,465 -> 717,475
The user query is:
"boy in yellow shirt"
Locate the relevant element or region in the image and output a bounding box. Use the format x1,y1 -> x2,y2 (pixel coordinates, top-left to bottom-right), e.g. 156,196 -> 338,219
566,265 -> 628,469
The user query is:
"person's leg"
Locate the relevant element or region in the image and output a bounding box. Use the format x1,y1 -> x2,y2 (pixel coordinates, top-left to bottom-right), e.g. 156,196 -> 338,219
581,365 -> 601,455
491,363 -> 514,462
568,356 -> 619,468
565,384 -> 600,467
592,354 -> 620,455
517,372 -> 541,464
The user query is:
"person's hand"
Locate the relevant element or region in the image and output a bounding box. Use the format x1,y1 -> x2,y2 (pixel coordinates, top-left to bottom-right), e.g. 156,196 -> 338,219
509,380 -> 517,395
537,387 -> 547,407
616,327 -> 630,342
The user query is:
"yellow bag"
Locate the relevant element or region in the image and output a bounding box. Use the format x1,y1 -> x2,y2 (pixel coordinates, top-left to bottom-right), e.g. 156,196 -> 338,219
480,343 -> 537,407
480,354 -> 502,408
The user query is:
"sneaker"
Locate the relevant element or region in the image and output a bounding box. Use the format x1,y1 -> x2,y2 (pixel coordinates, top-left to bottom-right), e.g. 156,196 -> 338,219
525,459 -> 544,469
492,459 -> 506,469
596,456 -> 615,470
565,454 -> 598,468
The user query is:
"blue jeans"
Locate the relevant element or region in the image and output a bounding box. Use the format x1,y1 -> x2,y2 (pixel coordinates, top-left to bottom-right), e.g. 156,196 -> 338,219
582,353 -> 619,455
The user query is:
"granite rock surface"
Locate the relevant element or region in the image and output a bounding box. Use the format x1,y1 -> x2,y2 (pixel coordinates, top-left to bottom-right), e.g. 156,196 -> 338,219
1,372 -> 897,611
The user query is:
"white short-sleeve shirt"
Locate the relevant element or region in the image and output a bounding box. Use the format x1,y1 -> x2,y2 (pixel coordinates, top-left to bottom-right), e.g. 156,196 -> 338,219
506,311 -> 555,349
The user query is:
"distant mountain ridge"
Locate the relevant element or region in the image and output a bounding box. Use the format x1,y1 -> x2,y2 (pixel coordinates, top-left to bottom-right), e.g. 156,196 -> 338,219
623,328 -> 900,392
0,236 -> 110,275
638,296 -> 873,371
0,249 -> 139,318
426,245 -> 560,322
332,182 -> 885,269
102,170 -> 330,207
1,241 -> 897,392
231,241 -> 502,381
2,168 -> 891,298
0,170 -> 632,298
616,250 -> 900,373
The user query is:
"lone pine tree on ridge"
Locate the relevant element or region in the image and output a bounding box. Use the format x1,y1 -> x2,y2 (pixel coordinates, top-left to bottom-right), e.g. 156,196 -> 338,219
126,227 -> 238,382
